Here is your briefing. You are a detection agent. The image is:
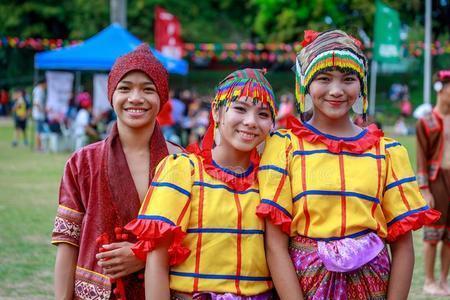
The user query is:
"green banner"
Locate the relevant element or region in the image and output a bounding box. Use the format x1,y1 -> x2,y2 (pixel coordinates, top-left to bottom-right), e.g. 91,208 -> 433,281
373,0 -> 401,63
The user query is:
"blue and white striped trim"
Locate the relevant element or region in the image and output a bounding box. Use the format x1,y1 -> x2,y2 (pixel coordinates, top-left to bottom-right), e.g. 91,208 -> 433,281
384,176 -> 416,193
170,271 -> 271,281
258,165 -> 288,175
151,182 -> 191,197
293,190 -> 379,203
186,228 -> 264,234
193,181 -> 259,195
293,149 -> 385,159
387,206 -> 430,227
137,215 -> 175,226
260,199 -> 292,219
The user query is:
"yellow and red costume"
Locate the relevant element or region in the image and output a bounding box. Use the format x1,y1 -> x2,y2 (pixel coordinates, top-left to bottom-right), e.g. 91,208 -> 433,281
127,152 -> 272,296
126,68 -> 277,298
257,118 -> 440,299
258,28 -> 440,300
257,119 -> 439,242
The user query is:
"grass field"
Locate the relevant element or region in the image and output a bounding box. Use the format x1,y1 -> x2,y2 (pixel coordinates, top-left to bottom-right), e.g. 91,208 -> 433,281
0,117 -> 446,299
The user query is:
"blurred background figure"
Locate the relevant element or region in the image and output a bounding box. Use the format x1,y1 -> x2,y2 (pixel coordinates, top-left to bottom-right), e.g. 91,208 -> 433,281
417,70 -> 450,296
73,91 -> 98,150
32,80 -> 47,151
276,92 -> 295,129
170,89 -> 186,143
11,89 -> 30,147
157,97 -> 180,144
185,96 -> 209,145
0,88 -> 9,116
394,115 -> 409,136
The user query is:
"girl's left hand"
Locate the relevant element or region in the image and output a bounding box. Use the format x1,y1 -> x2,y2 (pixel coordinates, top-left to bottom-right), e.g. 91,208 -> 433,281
96,242 -> 145,279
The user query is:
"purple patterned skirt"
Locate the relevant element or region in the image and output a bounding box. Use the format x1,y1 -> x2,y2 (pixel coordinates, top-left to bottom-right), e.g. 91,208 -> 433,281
288,233 -> 390,300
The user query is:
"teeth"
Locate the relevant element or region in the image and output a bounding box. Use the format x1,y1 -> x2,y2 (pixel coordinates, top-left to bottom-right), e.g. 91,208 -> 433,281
127,109 -> 146,113
238,131 -> 256,138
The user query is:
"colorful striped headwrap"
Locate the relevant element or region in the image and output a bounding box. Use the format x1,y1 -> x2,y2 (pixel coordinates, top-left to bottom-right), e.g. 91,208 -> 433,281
295,30 -> 368,119
213,68 -> 277,122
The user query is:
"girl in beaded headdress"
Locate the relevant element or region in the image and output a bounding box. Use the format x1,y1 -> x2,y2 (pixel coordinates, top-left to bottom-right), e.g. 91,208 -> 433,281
256,29 -> 440,299
126,68 -> 277,299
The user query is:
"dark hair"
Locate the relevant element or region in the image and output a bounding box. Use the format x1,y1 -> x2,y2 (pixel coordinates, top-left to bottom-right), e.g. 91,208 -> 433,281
433,71 -> 450,86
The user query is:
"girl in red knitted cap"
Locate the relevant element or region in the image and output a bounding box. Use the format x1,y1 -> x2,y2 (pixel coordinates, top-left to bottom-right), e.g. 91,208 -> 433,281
256,30 -> 440,299
125,68 -> 277,299
52,44 -> 182,299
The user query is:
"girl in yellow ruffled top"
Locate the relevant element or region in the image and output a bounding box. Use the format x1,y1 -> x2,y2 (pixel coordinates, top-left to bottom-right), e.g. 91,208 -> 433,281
126,68 -> 277,299
256,29 -> 441,300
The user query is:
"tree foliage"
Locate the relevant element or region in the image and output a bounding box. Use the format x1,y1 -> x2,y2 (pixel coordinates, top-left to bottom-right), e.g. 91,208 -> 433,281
0,0 -> 448,87
250,0 -> 430,42
0,0 -> 447,43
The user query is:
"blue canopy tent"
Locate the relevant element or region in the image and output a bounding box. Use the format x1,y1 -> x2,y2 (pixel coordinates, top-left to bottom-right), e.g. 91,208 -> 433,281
35,23 -> 188,75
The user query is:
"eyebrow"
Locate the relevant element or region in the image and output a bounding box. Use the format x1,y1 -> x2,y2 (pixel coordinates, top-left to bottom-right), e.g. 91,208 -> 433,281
234,99 -> 269,110
119,80 -> 155,86
317,72 -> 357,77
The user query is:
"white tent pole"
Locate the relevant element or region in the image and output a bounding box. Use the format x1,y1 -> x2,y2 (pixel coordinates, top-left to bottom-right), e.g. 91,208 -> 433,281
424,0 -> 432,105
110,0 -> 127,28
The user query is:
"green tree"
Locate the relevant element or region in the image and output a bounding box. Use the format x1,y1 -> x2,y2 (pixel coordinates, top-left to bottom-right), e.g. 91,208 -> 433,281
250,0 -> 426,43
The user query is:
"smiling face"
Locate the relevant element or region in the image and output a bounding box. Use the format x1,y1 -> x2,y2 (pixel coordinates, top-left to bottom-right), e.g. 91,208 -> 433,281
308,69 -> 361,122
214,96 -> 273,154
112,71 -> 160,130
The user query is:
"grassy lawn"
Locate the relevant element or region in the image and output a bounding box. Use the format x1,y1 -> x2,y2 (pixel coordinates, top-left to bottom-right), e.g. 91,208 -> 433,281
0,118 -> 445,299
0,118 -> 69,299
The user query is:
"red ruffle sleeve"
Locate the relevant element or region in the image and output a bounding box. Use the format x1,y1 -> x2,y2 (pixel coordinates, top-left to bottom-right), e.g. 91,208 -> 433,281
386,208 -> 441,243
256,203 -> 292,235
125,219 -> 190,266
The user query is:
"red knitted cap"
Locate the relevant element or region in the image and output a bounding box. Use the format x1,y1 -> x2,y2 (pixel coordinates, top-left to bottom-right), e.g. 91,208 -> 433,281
107,43 -> 169,111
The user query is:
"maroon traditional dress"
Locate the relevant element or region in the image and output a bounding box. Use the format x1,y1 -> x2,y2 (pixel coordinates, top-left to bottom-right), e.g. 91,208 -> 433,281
52,123 -> 170,300
417,109 -> 450,243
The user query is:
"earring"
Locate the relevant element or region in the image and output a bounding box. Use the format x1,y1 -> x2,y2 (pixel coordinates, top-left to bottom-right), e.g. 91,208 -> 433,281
214,127 -> 221,146
352,95 -> 364,114
434,81 -> 443,93
304,94 -> 313,111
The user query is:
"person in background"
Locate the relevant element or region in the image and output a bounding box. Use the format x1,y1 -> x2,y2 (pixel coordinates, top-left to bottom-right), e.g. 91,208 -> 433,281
418,70 -> 450,296
72,93 -> 98,150
276,92 -> 295,129
157,98 -> 179,144
11,89 -> 30,147
400,95 -> 412,118
0,87 -> 9,116
170,89 -> 186,144
32,80 -> 47,151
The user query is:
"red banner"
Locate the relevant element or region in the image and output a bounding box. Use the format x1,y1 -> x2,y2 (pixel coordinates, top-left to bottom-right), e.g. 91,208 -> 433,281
154,6 -> 184,59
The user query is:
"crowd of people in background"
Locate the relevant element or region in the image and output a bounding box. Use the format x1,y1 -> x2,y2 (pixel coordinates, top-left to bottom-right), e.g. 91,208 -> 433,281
0,77 -> 425,154
1,80 -> 297,152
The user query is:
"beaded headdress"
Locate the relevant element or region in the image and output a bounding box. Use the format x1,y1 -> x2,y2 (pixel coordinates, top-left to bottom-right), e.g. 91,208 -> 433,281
295,30 -> 368,120
213,68 -> 277,122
